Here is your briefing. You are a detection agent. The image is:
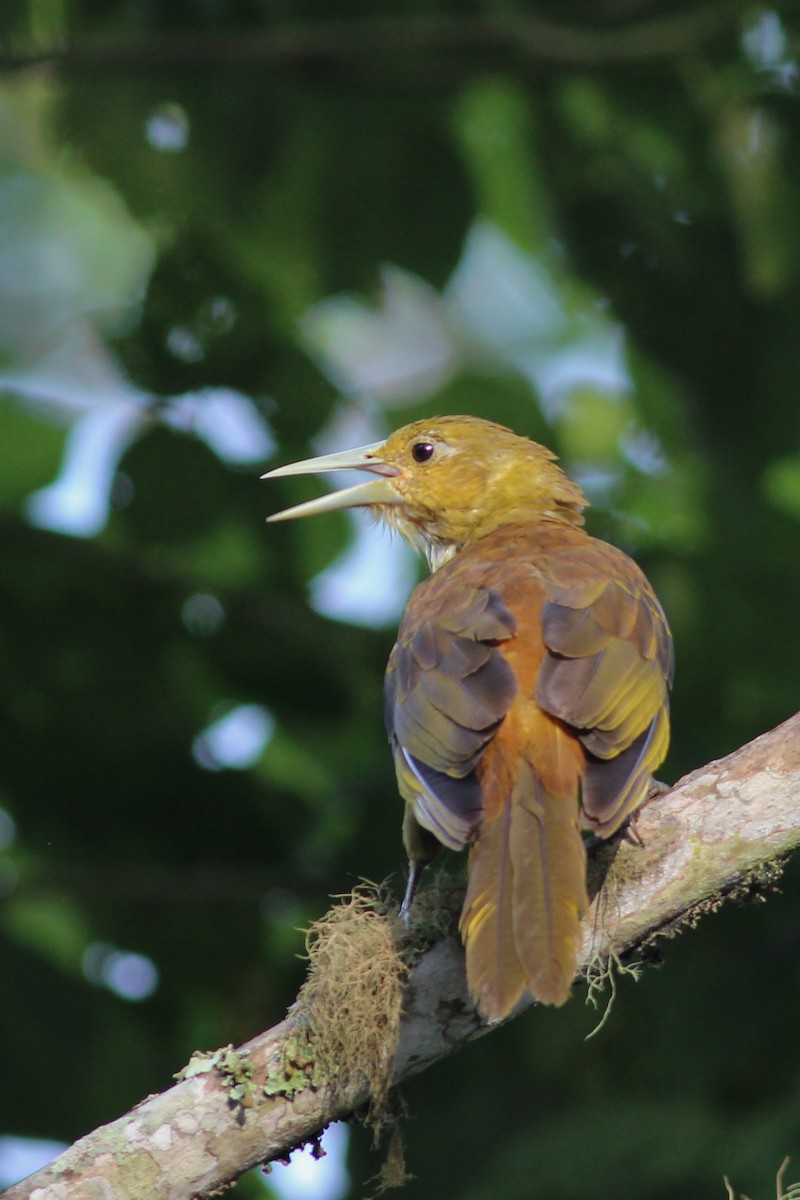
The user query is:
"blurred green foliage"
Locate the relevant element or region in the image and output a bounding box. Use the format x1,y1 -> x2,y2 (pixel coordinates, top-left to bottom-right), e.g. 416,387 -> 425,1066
1,3 -> 799,1198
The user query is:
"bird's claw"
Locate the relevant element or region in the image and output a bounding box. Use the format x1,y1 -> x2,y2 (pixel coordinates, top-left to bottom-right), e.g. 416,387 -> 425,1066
398,860 -> 424,927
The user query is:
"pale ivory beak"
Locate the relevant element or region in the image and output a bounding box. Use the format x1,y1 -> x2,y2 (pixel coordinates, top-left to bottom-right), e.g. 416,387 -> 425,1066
261,440 -> 403,522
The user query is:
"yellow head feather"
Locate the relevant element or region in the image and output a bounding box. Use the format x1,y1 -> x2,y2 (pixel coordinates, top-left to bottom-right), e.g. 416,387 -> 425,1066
264,414 -> 586,570
372,416 -> 586,568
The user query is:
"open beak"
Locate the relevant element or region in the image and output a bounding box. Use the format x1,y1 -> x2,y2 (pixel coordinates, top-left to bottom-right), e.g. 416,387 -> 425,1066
261,440 -> 403,523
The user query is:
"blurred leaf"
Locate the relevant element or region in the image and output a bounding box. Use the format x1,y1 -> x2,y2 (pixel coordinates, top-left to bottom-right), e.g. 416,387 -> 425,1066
256,727 -> 337,805
164,518 -> 266,589
0,401 -> 66,502
556,387 -> 632,462
762,455 -> 800,520
453,76 -> 551,255
618,454 -> 709,553
3,893 -> 88,974
115,427 -> 240,546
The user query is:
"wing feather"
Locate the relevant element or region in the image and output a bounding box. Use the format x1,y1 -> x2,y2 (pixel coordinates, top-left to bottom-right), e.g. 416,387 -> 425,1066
385,582 -> 518,849
537,545 -> 673,832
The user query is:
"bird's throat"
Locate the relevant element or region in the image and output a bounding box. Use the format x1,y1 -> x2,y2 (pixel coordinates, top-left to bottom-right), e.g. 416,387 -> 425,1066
422,539 -> 458,573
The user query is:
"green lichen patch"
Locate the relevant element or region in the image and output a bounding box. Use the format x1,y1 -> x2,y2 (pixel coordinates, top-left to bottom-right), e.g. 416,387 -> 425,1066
264,1023 -> 328,1100
174,1045 -> 235,1082
174,1045 -> 256,1122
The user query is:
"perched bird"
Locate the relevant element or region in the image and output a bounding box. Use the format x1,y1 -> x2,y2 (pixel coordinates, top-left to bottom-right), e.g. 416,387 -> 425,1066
263,416 -> 673,1022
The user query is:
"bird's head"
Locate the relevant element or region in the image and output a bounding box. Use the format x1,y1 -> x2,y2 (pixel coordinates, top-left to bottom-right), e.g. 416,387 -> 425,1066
263,415 -> 586,569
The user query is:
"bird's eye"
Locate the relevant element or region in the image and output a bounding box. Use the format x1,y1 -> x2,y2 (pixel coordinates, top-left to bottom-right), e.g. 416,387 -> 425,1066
412,442 -> 435,463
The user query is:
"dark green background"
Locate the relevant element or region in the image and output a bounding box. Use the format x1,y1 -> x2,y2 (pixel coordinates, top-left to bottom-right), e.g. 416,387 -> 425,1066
1,3 -> 799,1197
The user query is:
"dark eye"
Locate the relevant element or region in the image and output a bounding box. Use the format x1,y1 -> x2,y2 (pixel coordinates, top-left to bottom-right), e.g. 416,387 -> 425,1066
412,441 -> 435,463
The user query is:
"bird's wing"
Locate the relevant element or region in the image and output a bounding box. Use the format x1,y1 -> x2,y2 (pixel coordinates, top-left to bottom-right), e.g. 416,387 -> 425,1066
385,586 -> 518,850
536,540 -> 674,833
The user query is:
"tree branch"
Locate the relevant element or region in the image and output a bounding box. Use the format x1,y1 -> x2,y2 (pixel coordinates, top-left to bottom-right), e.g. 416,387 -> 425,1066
0,5 -> 748,74
7,712 -> 800,1200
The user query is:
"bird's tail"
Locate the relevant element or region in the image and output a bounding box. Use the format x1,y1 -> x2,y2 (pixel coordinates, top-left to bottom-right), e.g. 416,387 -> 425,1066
459,755 -> 588,1022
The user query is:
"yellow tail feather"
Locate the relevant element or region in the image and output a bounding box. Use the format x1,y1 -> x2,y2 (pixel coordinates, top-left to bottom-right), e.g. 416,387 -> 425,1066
459,760 -> 588,1022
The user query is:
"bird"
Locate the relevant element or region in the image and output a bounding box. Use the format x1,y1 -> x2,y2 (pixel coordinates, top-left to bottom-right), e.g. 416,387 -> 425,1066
263,415 -> 673,1022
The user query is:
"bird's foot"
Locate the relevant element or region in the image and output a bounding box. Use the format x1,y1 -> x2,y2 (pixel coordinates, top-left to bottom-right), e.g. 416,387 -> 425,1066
398,861 -> 425,927
623,779 -> 671,847
647,778 -> 671,801
622,819 -> 645,848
